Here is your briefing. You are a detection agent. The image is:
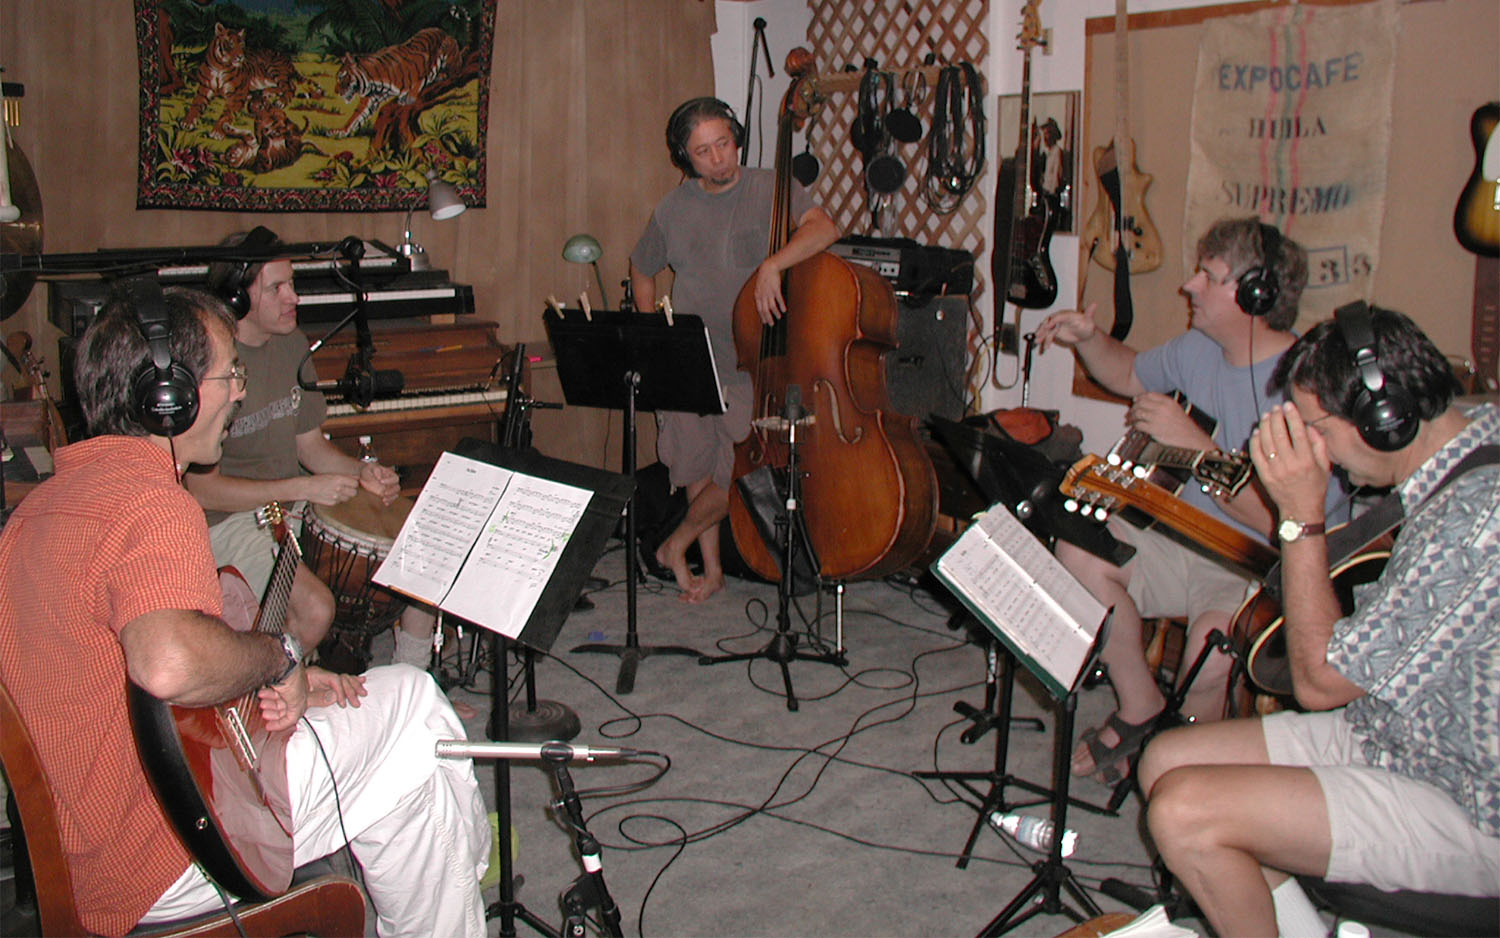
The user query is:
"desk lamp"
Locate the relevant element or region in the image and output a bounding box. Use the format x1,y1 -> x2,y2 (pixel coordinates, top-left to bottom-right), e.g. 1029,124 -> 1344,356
398,171 -> 467,271
562,233 -> 609,309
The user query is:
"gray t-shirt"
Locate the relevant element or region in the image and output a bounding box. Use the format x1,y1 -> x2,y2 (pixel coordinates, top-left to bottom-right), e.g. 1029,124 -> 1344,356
1134,328 -> 1348,541
630,168 -> 815,391
202,330 -> 325,527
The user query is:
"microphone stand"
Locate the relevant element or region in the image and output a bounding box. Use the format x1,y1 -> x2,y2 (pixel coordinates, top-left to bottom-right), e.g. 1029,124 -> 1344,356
549,749 -> 624,938
741,17 -> 774,166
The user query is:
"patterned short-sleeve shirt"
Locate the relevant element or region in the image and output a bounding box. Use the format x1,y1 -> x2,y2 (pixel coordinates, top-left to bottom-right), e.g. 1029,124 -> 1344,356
1327,404 -> 1500,836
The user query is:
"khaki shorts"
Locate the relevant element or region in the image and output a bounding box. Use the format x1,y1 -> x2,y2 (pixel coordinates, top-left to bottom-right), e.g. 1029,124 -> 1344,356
1112,520 -> 1258,622
206,504 -> 305,598
1262,709 -> 1500,896
656,381 -> 751,491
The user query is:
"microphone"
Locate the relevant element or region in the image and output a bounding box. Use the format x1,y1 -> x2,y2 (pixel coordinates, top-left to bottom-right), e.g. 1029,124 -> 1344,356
435,740 -> 639,762
304,358 -> 404,408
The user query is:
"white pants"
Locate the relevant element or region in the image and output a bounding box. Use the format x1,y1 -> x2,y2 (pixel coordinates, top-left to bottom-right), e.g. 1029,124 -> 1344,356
143,666 -> 490,937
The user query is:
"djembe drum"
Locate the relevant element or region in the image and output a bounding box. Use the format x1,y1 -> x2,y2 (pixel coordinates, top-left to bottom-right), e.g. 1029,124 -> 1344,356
301,488 -> 414,672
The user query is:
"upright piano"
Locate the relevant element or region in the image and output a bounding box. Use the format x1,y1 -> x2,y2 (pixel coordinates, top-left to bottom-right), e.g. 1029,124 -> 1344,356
42,245 -> 504,494
309,316 -> 511,496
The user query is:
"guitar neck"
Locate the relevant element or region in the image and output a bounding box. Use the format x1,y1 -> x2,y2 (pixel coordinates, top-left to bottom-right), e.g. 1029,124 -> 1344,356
1113,0 -> 1130,149
252,505 -> 303,638
1064,456 -> 1277,577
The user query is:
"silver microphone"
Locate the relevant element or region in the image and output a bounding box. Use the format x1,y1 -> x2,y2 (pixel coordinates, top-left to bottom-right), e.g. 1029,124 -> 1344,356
435,740 -> 639,762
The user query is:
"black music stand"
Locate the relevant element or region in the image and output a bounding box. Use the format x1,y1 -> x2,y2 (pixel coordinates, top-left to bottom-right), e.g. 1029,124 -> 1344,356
544,307 -> 724,694
450,439 -> 633,937
929,504 -> 1113,936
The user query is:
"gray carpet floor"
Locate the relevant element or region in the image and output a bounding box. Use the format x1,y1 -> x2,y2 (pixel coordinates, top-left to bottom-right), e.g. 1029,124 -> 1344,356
418,546 -> 1187,938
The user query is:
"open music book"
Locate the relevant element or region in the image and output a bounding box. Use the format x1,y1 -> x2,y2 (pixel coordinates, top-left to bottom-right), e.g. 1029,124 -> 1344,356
373,451 -> 593,639
932,503 -> 1109,699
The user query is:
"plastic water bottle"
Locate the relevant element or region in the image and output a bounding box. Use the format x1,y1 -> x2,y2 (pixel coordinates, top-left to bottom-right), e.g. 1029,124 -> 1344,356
357,435 -> 378,464
990,811 -> 1078,858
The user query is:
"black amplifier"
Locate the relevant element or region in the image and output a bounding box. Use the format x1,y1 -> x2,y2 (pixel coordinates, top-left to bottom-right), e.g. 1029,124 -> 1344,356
828,236 -> 973,297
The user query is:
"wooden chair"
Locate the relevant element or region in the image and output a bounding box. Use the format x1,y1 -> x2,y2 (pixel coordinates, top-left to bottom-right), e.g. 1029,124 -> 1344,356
0,680 -> 367,937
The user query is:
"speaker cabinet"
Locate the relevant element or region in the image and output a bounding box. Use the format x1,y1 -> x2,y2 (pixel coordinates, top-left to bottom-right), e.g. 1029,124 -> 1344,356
884,294 -> 969,423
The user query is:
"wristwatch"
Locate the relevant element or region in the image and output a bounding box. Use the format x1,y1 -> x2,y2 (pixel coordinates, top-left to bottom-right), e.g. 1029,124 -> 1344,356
1277,518 -> 1326,543
272,633 -> 304,684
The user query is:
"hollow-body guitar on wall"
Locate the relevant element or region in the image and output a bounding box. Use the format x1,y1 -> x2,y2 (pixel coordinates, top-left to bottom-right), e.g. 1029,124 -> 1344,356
128,502 -> 301,900
1078,0 -> 1162,341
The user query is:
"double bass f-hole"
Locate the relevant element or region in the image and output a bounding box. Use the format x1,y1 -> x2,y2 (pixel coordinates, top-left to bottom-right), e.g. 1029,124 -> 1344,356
811,379 -> 863,444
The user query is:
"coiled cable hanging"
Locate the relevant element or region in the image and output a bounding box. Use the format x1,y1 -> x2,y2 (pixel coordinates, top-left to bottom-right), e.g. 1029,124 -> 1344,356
921,62 -> 986,214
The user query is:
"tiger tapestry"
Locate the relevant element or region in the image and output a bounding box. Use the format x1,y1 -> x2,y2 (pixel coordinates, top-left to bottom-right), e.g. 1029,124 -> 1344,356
134,0 -> 496,212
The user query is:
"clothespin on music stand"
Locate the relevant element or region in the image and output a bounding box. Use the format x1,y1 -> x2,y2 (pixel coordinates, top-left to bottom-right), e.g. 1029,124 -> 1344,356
546,294 -> 564,316
578,292 -> 592,321
657,295 -> 675,327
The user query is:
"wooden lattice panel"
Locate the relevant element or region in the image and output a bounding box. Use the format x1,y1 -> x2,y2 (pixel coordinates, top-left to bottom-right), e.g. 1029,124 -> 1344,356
807,0 -> 990,302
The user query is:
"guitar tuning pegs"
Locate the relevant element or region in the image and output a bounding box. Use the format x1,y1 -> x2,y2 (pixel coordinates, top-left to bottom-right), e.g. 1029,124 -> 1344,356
1092,506 -> 1110,522
1063,498 -> 1079,513
1131,464 -> 1148,479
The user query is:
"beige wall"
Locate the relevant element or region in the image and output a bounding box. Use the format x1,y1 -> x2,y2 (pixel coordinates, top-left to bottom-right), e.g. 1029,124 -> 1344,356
0,0 -> 717,468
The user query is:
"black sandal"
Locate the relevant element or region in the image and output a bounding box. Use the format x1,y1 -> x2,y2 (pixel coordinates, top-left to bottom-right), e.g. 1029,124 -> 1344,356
1075,712 -> 1158,785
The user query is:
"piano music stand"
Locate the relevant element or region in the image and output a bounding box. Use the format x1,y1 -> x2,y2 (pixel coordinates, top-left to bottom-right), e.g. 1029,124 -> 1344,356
543,308 -> 725,694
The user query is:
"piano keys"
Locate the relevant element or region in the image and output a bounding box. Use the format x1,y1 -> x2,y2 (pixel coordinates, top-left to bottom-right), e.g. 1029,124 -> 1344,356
157,242 -> 474,323
310,317 -> 511,495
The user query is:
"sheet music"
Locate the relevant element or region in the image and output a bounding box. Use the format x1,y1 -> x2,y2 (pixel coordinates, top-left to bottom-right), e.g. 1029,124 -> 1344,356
373,452 -> 591,638
440,472 -> 590,637
935,504 -> 1106,695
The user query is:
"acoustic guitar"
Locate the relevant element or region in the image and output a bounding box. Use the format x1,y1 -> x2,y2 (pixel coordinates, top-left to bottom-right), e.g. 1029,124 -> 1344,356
1059,454 -> 1277,578
128,502 -> 301,900
1230,549 -> 1390,698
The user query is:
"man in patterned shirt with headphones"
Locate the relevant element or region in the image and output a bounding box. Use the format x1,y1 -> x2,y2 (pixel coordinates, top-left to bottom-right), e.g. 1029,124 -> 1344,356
1138,304 -> 1499,937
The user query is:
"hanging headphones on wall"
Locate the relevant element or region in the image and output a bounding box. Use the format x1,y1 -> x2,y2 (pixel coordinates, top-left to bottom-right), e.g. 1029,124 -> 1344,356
666,98 -> 745,175
1334,300 -> 1420,452
213,225 -> 279,318
1236,223 -> 1282,316
126,276 -> 199,438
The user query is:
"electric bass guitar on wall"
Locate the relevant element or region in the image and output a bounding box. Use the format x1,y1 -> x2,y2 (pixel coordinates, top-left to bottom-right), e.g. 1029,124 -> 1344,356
994,0 -> 1059,311
128,502 -> 301,900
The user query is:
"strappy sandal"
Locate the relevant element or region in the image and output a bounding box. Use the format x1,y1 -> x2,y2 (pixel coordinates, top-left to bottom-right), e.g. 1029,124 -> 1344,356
1074,712 -> 1158,785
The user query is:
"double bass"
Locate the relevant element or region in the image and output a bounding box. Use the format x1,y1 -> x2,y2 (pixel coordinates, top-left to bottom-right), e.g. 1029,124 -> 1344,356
727,49 -> 937,582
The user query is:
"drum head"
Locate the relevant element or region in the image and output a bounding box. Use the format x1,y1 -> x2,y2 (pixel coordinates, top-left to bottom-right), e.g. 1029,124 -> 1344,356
316,488 -> 414,543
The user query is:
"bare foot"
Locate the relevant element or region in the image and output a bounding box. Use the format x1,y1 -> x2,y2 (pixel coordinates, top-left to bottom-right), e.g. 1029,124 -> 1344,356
684,571 -> 725,604
656,542 -> 700,598
450,697 -> 478,721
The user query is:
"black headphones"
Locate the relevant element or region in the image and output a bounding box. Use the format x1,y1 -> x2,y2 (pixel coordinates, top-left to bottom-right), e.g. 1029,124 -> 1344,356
1236,223 -> 1282,316
666,98 -> 745,175
1334,300 -> 1420,451
125,277 -> 199,438
213,225 -> 279,318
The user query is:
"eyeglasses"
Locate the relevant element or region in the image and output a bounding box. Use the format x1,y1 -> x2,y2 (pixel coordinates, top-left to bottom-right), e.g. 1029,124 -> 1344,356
204,363 -> 248,392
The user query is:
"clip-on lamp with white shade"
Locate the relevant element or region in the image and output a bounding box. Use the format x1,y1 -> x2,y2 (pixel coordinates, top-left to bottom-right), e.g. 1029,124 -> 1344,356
562,233 -> 610,309
398,171 -> 467,271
